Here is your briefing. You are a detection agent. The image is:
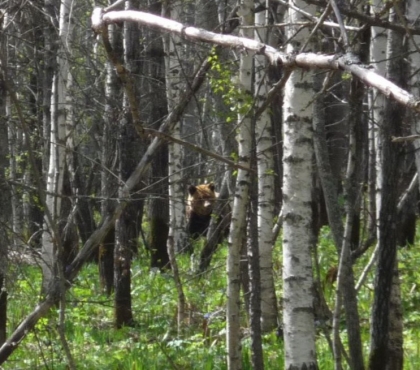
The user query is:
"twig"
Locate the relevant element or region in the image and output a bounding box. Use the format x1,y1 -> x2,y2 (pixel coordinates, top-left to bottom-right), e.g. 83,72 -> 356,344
145,128 -> 254,173
329,0 -> 349,50
300,3 -> 332,52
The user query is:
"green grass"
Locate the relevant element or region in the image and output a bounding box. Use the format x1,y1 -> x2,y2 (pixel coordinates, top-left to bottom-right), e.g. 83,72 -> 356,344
3,232 -> 420,369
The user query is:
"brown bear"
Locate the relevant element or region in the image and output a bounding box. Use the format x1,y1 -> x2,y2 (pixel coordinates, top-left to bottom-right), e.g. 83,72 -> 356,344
186,183 -> 217,240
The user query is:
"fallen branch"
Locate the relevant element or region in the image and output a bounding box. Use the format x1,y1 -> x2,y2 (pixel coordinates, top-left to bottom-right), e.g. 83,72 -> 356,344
91,8 -> 420,113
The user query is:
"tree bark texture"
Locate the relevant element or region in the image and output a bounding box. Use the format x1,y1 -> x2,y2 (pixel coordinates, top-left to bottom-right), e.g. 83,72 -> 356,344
41,0 -> 72,293
226,1 -> 253,369
282,1 -> 318,369
113,0 -> 146,328
114,211 -> 134,328
254,6 -> 278,334
99,22 -> 121,295
369,6 -> 406,368
247,147 -> 264,370
163,0 -> 188,254
0,12 -> 9,346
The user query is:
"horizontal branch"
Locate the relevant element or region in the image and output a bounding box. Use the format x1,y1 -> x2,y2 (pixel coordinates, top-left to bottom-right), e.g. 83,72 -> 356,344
91,8 -> 420,113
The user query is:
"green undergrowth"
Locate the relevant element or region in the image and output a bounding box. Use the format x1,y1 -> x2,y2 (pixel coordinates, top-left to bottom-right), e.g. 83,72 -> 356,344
4,230 -> 420,369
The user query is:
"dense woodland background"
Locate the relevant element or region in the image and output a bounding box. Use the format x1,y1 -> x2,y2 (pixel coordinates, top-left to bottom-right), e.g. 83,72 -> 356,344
2,0 -> 420,369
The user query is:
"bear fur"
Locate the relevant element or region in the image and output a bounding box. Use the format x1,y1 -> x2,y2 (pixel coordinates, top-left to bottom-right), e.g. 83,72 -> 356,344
186,183 -> 217,239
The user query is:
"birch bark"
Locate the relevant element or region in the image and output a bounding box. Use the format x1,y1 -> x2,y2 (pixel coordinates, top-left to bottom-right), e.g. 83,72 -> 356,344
162,0 -> 187,332
226,1 -> 253,368
254,5 -> 278,334
163,0 -> 188,254
41,0 -> 72,291
370,0 -> 387,225
99,22 -> 120,295
282,1 -> 318,368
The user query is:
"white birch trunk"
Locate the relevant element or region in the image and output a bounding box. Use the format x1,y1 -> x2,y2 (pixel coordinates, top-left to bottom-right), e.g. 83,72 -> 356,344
163,1 -> 187,254
282,1 -> 317,368
226,1 -> 253,369
41,0 -> 71,291
254,8 -> 277,333
370,0 -> 387,225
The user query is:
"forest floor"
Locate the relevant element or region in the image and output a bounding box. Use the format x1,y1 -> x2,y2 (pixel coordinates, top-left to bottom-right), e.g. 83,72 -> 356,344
3,228 -> 420,369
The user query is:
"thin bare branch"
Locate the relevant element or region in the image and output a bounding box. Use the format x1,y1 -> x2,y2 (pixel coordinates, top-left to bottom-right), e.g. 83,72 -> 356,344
329,0 -> 349,50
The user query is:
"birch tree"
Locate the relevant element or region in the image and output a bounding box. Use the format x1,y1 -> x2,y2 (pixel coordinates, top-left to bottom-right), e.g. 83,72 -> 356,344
226,0 -> 253,368
41,0 -> 72,292
163,0 -> 188,254
99,21 -> 121,295
370,0 -> 387,229
4,4 -> 420,366
282,0 -> 318,367
254,4 -> 278,334
162,0 -> 187,332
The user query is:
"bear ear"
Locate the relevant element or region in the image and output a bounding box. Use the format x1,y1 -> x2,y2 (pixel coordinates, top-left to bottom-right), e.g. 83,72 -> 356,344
188,185 -> 197,195
208,183 -> 215,192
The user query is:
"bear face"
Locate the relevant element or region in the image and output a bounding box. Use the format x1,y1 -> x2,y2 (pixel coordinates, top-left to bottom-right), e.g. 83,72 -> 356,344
186,183 -> 217,239
187,183 -> 216,216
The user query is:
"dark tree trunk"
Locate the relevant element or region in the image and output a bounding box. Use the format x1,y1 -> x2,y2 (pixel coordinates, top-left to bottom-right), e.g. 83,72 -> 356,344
99,20 -> 122,292
313,69 -> 365,369
113,0 -> 145,327
369,7 -> 406,368
396,168 -> 417,247
147,118 -> 170,270
99,228 -> 115,295
0,275 -> 6,346
149,216 -> 170,269
73,156 -> 97,246
148,144 -> 170,269
339,76 -> 366,370
0,17 -> 9,345
24,41 -> 44,249
146,0 -> 170,270
114,207 -> 135,328
60,168 -> 79,267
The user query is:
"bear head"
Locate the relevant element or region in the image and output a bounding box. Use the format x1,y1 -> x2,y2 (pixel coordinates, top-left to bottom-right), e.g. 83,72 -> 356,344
187,183 -> 216,216
186,183 -> 217,239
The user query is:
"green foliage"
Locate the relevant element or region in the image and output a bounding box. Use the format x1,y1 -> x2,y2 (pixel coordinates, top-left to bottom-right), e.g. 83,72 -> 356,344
207,49 -> 253,123
4,227 -> 420,369
314,224 -> 420,369
342,71 -> 352,81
